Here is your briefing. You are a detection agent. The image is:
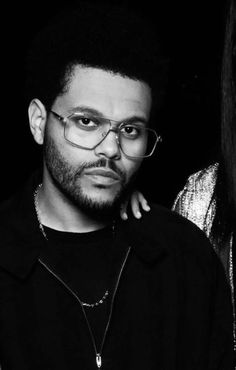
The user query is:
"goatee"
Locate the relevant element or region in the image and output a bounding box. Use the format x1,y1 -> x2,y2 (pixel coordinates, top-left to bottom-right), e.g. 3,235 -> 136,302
43,135 -> 138,221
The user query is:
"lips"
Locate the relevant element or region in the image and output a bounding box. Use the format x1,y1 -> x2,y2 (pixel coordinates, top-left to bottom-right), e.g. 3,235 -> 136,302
84,168 -> 121,181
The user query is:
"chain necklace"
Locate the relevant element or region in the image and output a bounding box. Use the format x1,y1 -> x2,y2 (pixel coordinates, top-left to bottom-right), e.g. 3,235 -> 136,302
33,183 -> 109,308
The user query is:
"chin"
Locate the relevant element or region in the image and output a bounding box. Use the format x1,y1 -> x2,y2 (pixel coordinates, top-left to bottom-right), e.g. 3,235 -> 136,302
87,187 -> 119,203
77,195 -> 121,221
70,176 -> 135,221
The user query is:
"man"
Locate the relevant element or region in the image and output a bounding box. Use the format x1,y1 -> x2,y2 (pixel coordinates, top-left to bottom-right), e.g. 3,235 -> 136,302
0,2 -> 233,369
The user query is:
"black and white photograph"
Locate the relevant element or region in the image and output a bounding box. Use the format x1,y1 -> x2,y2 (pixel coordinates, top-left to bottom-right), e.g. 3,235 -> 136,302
0,0 -> 235,368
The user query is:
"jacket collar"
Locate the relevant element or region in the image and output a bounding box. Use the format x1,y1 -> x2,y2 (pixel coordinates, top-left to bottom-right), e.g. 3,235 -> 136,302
0,171 -> 169,279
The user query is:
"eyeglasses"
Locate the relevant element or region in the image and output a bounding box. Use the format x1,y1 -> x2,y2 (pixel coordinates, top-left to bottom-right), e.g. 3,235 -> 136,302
50,110 -> 162,159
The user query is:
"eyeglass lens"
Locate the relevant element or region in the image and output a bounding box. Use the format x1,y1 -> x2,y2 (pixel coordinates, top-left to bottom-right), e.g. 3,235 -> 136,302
64,114 -> 158,158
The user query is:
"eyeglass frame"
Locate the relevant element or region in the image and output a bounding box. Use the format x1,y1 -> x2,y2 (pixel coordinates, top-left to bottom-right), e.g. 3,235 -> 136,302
49,110 -> 162,159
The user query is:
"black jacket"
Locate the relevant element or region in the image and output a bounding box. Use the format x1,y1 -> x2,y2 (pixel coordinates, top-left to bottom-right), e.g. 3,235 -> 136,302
0,173 -> 234,369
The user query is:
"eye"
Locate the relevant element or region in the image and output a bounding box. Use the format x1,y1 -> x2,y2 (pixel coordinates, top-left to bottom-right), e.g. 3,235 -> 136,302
80,117 -> 96,126
120,125 -> 141,139
70,115 -> 100,130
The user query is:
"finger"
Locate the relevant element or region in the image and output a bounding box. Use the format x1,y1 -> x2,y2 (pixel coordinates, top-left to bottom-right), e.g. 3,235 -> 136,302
130,191 -> 143,219
137,192 -> 150,212
120,200 -> 128,220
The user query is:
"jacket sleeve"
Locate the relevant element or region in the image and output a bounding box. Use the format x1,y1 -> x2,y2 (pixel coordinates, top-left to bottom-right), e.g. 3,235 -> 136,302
172,165 -> 217,235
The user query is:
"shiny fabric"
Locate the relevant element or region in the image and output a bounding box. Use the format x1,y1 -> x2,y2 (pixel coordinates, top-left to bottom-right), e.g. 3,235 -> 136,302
172,163 -> 235,353
172,164 -> 217,240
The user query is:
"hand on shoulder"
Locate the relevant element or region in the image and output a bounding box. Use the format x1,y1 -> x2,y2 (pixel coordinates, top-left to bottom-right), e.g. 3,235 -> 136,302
120,190 -> 150,220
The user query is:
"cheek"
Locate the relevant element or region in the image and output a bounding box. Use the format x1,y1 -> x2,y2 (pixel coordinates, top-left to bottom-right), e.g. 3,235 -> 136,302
53,138 -> 97,165
123,158 -> 143,181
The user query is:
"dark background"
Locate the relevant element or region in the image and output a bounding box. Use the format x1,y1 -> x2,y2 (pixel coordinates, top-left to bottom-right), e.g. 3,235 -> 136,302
1,0 -> 227,207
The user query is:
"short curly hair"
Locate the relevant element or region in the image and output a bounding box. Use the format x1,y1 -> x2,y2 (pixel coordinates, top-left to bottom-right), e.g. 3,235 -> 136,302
25,1 -> 169,115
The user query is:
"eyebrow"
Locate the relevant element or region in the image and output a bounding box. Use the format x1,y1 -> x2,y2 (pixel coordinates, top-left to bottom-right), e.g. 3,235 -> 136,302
68,105 -> 148,125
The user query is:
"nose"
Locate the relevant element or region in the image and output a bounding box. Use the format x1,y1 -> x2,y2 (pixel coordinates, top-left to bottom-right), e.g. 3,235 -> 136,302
94,129 -> 121,160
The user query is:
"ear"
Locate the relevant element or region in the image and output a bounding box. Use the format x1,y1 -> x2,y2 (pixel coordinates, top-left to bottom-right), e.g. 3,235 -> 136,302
28,99 -> 47,145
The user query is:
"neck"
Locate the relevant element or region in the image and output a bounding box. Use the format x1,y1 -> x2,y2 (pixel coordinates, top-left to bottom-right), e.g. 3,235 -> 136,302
36,182 -> 110,233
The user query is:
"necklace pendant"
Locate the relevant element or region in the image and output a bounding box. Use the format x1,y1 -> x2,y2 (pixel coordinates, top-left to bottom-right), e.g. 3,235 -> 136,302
96,353 -> 102,368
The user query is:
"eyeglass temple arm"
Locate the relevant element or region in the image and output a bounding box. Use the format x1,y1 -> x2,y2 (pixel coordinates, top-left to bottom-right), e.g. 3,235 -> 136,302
50,110 -> 65,122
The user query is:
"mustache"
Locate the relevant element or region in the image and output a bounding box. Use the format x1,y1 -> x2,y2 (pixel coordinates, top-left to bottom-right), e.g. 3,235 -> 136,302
76,158 -> 126,181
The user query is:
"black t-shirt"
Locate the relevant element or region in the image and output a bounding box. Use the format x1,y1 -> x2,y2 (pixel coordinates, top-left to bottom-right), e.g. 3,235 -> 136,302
42,224 -> 115,349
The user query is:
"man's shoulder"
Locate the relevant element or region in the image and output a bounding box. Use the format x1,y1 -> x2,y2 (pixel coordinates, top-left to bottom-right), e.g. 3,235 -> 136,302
0,171 -> 41,221
0,192 -> 26,243
0,193 -> 18,221
0,172 -> 40,238
147,202 -> 208,236
141,202 -> 205,233
126,202 -> 216,262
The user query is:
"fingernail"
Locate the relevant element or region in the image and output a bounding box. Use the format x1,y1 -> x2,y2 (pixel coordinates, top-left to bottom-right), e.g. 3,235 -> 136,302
136,211 -> 142,219
122,212 -> 128,220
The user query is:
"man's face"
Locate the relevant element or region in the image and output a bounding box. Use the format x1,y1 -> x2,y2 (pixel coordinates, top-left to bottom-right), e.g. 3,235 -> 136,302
43,66 -> 152,216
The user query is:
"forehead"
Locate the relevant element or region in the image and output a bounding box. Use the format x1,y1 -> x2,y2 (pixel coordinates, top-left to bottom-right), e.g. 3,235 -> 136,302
55,66 -> 152,119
